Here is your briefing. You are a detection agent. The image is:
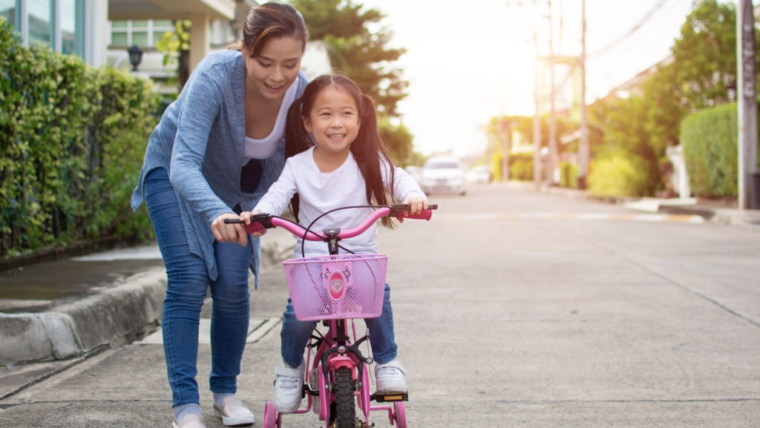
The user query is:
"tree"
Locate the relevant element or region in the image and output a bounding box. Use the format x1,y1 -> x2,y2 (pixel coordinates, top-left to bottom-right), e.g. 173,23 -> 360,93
670,0 -> 738,110
292,0 -> 408,117
587,0 -> 754,197
155,20 -> 191,91
291,0 -> 416,164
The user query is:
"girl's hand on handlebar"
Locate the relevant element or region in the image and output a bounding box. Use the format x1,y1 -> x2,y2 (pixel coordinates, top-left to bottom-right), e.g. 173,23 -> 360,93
212,213 -> 248,247
240,210 -> 267,237
403,195 -> 428,215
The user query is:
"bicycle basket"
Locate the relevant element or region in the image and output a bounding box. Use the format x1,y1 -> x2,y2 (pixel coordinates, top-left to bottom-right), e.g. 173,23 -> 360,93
282,254 -> 388,321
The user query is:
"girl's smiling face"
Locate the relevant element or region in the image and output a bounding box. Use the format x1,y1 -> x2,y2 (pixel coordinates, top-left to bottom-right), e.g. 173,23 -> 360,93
302,85 -> 361,159
242,35 -> 303,101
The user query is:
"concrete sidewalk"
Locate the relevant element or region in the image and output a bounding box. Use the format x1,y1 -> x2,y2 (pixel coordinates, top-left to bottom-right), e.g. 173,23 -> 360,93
0,227 -> 296,398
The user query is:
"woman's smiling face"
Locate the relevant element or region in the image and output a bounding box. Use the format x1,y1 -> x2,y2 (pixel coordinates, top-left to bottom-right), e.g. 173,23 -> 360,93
242,35 -> 303,100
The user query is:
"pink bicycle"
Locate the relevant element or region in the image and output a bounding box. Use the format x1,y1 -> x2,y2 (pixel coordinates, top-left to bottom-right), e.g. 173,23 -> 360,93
227,203 -> 437,428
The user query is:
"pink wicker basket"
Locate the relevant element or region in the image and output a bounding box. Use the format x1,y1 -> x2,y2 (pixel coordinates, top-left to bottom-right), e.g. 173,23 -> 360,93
282,254 -> 388,322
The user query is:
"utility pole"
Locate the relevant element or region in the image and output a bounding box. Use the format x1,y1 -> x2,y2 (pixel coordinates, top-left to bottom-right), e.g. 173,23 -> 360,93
548,0 -> 558,186
503,121 -> 511,182
533,13 -> 542,187
738,0 -> 758,209
578,0 -> 589,189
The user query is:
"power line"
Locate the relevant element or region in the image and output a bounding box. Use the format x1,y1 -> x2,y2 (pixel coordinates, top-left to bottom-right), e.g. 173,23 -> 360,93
589,0 -> 690,66
588,0 -> 673,57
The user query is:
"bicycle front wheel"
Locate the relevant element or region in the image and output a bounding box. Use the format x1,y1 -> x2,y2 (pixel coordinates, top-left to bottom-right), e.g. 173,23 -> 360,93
333,366 -> 356,428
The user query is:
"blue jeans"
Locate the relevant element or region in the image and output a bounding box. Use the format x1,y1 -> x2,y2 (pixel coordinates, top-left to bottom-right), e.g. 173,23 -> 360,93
144,168 -> 252,407
281,283 -> 398,367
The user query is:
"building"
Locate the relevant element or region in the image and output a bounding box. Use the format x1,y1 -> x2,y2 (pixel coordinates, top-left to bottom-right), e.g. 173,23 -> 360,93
1,0 -> 331,91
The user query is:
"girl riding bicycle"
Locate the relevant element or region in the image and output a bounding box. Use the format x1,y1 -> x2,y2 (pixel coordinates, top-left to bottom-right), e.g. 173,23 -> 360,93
239,74 -> 428,413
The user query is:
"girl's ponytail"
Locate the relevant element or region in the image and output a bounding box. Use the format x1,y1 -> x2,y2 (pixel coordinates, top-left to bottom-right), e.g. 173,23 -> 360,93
353,93 -> 396,228
284,98 -> 311,222
285,98 -> 311,159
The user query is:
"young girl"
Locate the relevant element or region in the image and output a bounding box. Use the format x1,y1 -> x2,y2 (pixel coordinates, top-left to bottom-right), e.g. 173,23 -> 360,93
239,74 -> 428,413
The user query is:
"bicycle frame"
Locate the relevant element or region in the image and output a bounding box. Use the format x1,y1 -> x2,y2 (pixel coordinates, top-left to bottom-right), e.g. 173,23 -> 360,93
271,317 -> 400,428
228,204 -> 436,428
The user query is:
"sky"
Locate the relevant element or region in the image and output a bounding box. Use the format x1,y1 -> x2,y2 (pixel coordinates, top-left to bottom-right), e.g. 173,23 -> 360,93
357,0 -> 702,159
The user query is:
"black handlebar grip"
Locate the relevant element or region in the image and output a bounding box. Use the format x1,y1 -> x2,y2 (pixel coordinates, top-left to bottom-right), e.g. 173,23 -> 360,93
224,214 -> 274,234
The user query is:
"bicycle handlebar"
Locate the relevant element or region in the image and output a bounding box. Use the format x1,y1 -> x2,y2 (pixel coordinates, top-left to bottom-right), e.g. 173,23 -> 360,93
224,204 -> 438,241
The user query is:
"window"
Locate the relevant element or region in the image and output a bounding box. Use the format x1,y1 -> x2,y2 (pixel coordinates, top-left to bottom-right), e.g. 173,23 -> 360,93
130,19 -> 148,47
0,0 -> 14,25
1,0 -> 82,56
28,0 -> 51,46
109,19 -> 174,49
152,19 -> 171,44
60,0 -> 75,54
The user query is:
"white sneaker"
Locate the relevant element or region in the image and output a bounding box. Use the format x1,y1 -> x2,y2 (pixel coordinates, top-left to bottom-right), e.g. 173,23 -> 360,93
213,396 -> 254,426
171,414 -> 207,428
374,359 -> 407,394
273,361 -> 304,413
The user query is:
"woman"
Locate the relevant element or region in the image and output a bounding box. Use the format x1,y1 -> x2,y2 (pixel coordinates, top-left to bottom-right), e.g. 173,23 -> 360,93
130,3 -> 309,428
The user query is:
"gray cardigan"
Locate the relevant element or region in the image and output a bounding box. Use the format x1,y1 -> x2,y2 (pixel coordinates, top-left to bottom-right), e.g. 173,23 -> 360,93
131,49 -> 308,285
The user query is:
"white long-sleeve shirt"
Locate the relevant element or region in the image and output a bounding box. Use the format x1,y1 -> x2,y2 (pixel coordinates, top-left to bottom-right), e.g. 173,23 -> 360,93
254,147 -> 426,258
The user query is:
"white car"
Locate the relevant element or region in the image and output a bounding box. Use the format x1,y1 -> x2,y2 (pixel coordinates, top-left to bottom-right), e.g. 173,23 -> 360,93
420,156 -> 467,195
466,165 -> 493,184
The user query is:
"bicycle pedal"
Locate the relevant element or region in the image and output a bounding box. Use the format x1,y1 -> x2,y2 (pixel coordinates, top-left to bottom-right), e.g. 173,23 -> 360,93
370,392 -> 408,402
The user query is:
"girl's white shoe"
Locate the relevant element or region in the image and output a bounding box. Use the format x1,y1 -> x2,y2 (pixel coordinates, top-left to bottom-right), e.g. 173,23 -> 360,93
374,359 -> 407,394
273,361 -> 305,413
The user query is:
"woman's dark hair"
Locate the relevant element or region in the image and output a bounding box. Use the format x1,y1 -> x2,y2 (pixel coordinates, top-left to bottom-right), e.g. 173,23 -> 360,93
285,74 -> 398,228
227,2 -> 308,55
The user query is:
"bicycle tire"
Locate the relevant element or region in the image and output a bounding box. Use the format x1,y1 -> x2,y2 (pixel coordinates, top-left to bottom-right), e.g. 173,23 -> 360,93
333,366 -> 356,428
263,401 -> 277,428
394,402 -> 406,428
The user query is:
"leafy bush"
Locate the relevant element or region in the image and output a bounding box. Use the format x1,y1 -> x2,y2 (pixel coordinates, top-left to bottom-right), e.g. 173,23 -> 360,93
680,102 -> 743,197
0,18 -> 158,258
587,154 -> 653,197
509,154 -> 533,181
559,161 -> 579,188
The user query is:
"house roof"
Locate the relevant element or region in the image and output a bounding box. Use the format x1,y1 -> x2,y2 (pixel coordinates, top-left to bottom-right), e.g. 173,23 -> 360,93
109,0 -> 238,21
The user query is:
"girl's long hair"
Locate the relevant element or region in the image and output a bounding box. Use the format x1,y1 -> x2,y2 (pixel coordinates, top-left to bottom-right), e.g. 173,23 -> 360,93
285,74 -> 397,228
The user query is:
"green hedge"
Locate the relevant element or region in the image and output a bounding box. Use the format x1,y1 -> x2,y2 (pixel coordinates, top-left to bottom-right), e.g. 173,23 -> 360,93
680,102 -> 760,198
559,161 -> 579,189
510,156 -> 533,181
587,153 -> 653,197
0,19 -> 158,258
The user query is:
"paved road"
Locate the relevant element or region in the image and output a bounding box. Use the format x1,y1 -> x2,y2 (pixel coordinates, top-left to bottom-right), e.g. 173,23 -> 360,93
2,184 -> 759,427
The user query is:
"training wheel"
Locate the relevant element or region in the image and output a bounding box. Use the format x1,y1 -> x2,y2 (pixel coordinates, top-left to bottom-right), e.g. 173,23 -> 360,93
393,402 -> 406,428
263,400 -> 277,428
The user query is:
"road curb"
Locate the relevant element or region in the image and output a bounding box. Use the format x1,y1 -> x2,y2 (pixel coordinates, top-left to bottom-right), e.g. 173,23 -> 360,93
0,268 -> 166,366
0,238 -> 293,367
0,236 -> 143,273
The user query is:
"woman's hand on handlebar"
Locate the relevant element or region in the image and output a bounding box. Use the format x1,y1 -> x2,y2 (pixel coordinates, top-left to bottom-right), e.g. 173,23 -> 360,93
240,209 -> 267,237
212,213 -> 249,247
403,195 -> 428,215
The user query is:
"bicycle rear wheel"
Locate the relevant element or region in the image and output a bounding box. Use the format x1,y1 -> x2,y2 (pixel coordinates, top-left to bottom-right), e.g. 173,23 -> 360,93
333,366 -> 356,428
